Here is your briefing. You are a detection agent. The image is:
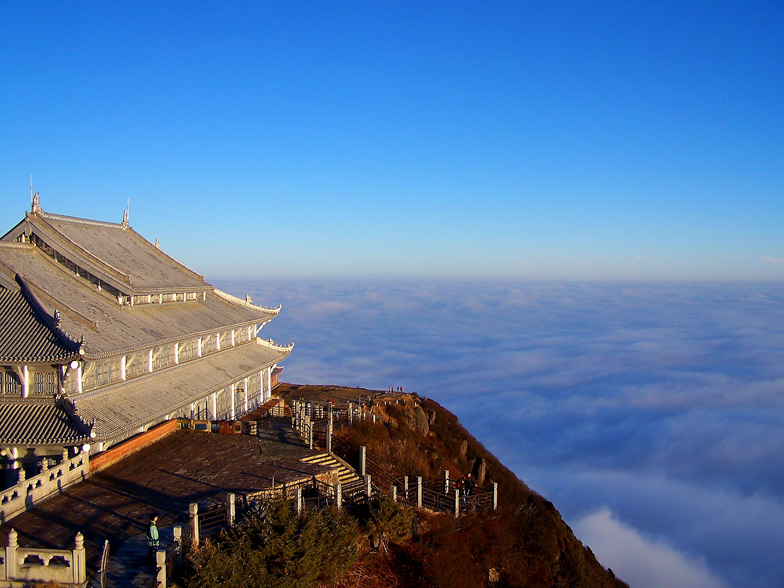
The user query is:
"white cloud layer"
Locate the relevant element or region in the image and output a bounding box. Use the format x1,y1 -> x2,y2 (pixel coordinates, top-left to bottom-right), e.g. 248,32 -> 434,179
221,278 -> 784,588
573,508 -> 730,588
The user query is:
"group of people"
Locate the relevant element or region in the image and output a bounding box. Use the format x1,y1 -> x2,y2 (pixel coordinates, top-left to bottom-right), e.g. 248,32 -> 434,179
455,472 -> 474,499
387,385 -> 405,393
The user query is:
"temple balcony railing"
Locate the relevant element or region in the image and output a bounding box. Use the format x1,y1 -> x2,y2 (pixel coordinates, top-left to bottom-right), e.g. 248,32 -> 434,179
0,450 -> 89,525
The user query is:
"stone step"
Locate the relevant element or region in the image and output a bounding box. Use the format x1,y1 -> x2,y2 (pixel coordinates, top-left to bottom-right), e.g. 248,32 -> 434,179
300,451 -> 363,489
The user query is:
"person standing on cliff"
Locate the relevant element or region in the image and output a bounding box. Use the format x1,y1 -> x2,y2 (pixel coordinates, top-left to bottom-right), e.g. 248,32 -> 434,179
464,472 -> 474,496
147,514 -> 159,565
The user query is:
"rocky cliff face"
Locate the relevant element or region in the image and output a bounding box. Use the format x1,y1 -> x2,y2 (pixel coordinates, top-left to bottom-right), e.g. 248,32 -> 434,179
331,392 -> 629,588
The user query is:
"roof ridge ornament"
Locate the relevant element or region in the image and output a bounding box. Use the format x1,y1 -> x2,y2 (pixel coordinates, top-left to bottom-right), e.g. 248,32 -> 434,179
32,192 -> 42,214
122,208 -> 129,228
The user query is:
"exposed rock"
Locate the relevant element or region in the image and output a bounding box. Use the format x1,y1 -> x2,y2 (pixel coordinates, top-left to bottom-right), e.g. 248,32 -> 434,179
488,567 -> 499,583
428,409 -> 437,427
459,439 -> 469,457
413,405 -> 430,436
476,457 -> 487,485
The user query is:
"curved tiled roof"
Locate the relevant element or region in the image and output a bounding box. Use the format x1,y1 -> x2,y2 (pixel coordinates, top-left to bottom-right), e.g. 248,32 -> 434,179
0,286 -> 81,363
34,211 -> 207,292
0,397 -> 91,445
0,244 -> 278,358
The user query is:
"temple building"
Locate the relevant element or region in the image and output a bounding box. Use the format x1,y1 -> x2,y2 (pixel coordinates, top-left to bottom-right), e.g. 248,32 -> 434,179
0,194 -> 292,487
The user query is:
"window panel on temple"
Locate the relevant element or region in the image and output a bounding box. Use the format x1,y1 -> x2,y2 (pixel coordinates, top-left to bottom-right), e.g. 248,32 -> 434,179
234,328 -> 249,345
179,339 -> 198,362
126,353 -> 146,378
201,335 -> 216,355
215,388 -> 231,418
33,372 -> 57,395
153,345 -> 172,370
63,369 -> 78,394
2,371 -> 22,395
95,362 -> 110,387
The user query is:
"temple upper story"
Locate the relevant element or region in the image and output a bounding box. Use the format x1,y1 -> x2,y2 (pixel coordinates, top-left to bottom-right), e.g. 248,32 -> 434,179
0,195 -> 292,475
0,198 -> 282,359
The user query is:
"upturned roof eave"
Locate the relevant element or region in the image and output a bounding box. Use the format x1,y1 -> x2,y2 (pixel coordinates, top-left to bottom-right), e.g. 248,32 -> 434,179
0,353 -> 81,365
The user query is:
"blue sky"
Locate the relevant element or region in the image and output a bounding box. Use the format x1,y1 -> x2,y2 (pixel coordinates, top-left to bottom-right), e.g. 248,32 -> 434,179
3,4 -> 784,586
2,2 -> 783,280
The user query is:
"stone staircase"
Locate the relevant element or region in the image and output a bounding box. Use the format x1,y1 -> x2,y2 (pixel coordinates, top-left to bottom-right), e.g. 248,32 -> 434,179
300,451 -> 364,497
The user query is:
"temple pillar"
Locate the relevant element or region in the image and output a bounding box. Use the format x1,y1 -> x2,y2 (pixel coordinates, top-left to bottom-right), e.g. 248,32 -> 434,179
174,342 -> 179,364
22,365 -> 29,398
197,337 -> 202,357
120,356 -> 126,381
148,349 -> 153,373
230,384 -> 235,420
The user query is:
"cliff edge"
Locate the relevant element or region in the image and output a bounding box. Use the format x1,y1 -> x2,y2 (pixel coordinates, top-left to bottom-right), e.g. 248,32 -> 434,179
276,384 -> 629,588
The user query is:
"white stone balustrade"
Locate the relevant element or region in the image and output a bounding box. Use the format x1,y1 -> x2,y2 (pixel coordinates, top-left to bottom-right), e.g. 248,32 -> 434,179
1,529 -> 86,586
0,452 -> 89,524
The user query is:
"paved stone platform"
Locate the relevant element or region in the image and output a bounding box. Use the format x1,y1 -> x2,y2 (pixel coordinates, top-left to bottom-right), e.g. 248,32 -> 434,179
0,417 -> 330,586
274,382 -> 388,404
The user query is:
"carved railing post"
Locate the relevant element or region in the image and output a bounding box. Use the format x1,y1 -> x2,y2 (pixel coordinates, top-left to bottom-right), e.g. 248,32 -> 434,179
454,489 -> 460,518
228,493 -> 235,527
416,476 -> 423,509
173,525 -> 183,568
493,482 -> 498,511
327,404 -> 333,453
391,485 -> 397,503
74,532 -> 86,585
443,470 -> 450,494
359,446 -> 366,477
156,549 -> 166,588
335,481 -> 342,509
189,503 -> 199,547
6,529 -> 18,580
365,475 -> 372,500
296,487 -> 303,515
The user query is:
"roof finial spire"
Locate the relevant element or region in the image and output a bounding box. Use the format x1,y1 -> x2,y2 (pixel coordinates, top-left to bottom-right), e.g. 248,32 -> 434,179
30,176 -> 42,213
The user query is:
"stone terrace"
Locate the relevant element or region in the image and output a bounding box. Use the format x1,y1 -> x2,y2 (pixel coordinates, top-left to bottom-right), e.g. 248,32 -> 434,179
275,382 -> 394,404
0,417 -> 330,576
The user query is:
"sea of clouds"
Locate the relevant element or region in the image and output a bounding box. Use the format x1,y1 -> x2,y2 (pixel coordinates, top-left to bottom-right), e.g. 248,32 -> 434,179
220,278 -> 784,588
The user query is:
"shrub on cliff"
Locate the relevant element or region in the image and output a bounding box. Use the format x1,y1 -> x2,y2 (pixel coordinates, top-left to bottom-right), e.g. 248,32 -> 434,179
182,499 -> 358,588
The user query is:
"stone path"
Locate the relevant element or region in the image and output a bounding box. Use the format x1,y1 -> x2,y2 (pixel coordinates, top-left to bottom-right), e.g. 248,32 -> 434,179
0,417 -> 332,586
